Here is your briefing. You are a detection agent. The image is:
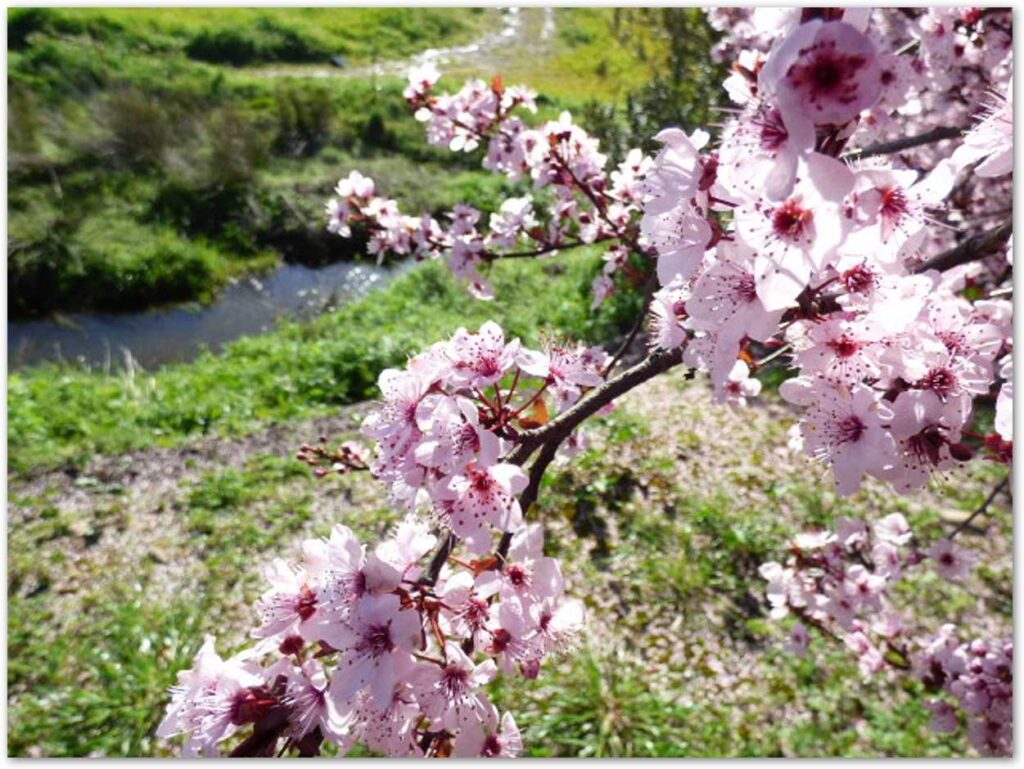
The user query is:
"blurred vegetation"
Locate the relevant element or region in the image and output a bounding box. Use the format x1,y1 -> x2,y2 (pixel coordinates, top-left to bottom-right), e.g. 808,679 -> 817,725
7,7 -> 710,319
6,7 -> 490,318
579,8 -> 728,158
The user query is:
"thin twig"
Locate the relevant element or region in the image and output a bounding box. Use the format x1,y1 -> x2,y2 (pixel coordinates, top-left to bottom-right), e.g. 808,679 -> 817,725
497,237 -> 612,260
949,477 -> 1009,539
846,125 -> 965,160
913,221 -> 1012,274
603,271 -> 659,377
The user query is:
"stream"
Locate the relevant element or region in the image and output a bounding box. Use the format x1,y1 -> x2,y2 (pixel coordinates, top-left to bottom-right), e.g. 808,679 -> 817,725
8,260 -> 411,371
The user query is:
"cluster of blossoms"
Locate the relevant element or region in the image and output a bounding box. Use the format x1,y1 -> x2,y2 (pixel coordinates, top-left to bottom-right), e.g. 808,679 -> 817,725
327,63 -> 654,302
363,320 -> 608,550
158,322 -> 598,756
760,512 -> 1010,755
164,7 -> 1011,758
157,322 -> 607,756
641,8 -> 1013,497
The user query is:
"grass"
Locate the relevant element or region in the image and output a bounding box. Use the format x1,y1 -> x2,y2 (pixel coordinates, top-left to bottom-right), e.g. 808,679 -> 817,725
7,374 -> 1008,756
8,251 -> 643,474
9,8 -> 495,68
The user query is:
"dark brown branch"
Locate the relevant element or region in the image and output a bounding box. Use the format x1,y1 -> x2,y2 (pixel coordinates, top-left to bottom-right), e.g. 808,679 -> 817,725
497,440 -> 561,560
913,221 -> 1012,274
949,477 -> 1009,539
507,347 -> 686,467
848,125 -> 965,159
497,236 -> 615,260
435,350 -> 686,570
423,531 -> 457,586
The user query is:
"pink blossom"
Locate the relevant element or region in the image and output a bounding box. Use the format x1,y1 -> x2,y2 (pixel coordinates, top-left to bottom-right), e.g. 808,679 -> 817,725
156,636 -> 264,756
446,321 -> 522,390
735,153 -> 854,311
718,102 -> 815,201
789,382 -> 896,496
885,390 -> 968,492
441,463 -> 528,553
784,621 -> 811,657
951,87 -> 1013,177
760,20 -> 883,126
649,278 -> 690,351
455,708 -> 524,758
412,642 -> 496,730
719,360 -> 762,409
283,660 -> 353,743
324,594 -> 421,711
642,200 -> 713,286
872,513 -> 913,546
927,538 -> 976,581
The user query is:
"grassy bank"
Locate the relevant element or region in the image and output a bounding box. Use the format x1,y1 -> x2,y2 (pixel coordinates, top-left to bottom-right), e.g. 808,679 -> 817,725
8,7 -> 717,318
8,252 -> 642,473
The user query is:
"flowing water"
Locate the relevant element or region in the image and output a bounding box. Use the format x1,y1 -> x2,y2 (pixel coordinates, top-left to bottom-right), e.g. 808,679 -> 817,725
8,260 -> 411,371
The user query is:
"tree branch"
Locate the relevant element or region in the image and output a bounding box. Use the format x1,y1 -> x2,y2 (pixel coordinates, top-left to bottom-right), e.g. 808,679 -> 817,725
423,531 -> 457,586
949,477 -> 1009,539
603,271 -> 658,376
496,236 -> 614,260
847,125 -> 965,159
913,221 -> 1012,274
507,347 -> 686,467
497,440 -> 562,560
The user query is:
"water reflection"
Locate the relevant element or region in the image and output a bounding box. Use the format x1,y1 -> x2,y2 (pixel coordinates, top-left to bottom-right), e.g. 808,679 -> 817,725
8,259 -> 412,371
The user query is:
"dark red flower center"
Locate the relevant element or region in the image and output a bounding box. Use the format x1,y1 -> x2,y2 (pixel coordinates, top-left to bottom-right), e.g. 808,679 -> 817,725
772,200 -> 813,241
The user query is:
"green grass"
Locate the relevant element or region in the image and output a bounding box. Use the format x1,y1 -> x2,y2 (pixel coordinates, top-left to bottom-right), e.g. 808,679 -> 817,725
6,450 -> 375,757
9,8 -> 495,68
8,251 -> 642,473
8,385 -> 1005,756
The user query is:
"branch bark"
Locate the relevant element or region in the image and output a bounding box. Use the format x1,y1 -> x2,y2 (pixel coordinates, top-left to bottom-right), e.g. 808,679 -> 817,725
913,221 -> 1012,274
508,347 -> 686,467
848,125 -> 965,159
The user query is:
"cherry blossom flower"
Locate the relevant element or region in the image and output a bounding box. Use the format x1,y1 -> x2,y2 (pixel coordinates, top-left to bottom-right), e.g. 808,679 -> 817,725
323,594 -> 421,711
413,643 -> 496,730
157,637 -> 265,757
760,20 -> 883,126
951,87 -> 1013,178
441,463 -> 528,553
446,322 -> 522,390
454,708 -> 524,758
872,513 -> 913,546
283,660 -> 353,743
735,153 -> 854,311
784,381 -> 896,495
927,538 -> 976,581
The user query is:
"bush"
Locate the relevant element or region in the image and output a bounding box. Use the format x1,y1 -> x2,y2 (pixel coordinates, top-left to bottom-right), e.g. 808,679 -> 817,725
105,88 -> 175,168
273,84 -> 335,157
184,18 -> 332,66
